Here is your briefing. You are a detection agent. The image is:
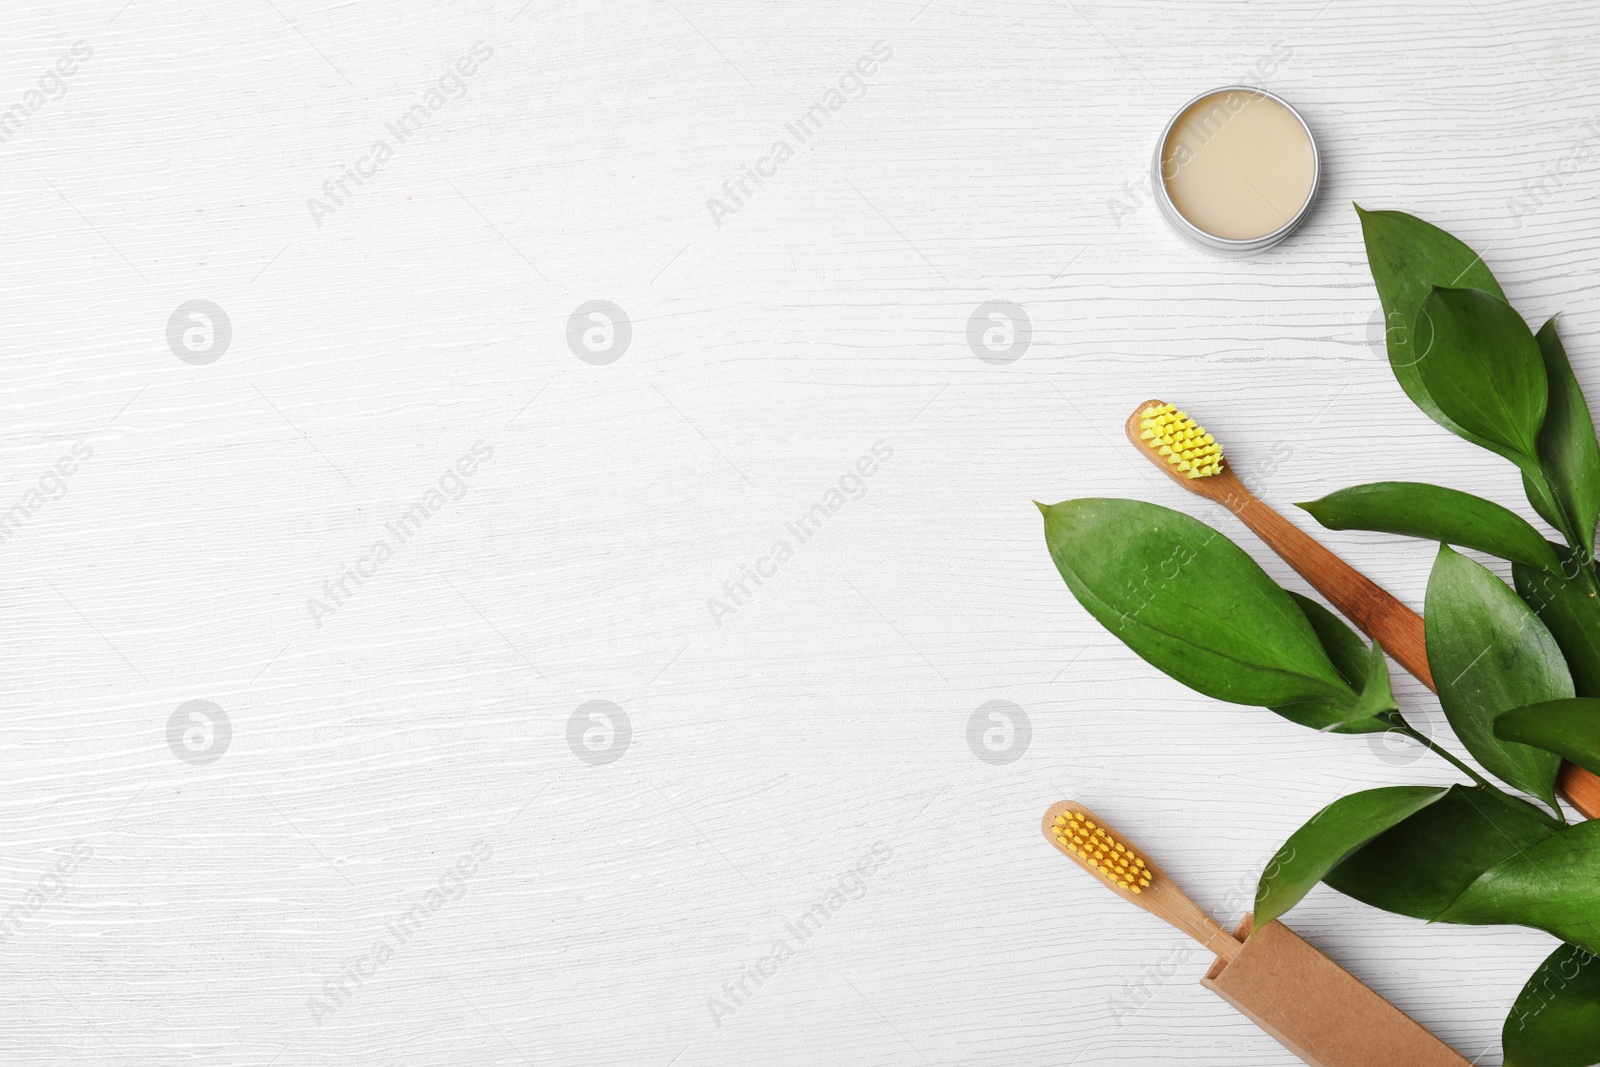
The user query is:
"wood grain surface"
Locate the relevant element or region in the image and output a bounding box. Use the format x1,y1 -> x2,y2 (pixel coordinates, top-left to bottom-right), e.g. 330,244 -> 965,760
3,1 -> 1598,1064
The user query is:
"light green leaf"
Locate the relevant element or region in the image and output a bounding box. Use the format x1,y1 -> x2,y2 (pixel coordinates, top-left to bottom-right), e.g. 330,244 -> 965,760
1438,819 -> 1600,954
1496,698 -> 1600,777
1504,944 -> 1600,1067
1529,318 -> 1600,557
1414,286 -> 1547,463
1357,206 -> 1507,448
1298,482 -> 1560,573
1324,784 -> 1557,920
1348,641 -> 1397,722
1425,545 -> 1567,806
1254,786 -> 1449,930
1514,554 -> 1600,698
1038,499 -> 1357,711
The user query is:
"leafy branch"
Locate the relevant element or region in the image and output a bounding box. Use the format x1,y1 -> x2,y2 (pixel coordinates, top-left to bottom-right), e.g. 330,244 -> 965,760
1039,206 -> 1600,1064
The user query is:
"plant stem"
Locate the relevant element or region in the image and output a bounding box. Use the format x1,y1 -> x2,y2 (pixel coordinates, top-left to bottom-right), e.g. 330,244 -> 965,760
1393,720 -> 1568,824
1392,719 -> 1491,787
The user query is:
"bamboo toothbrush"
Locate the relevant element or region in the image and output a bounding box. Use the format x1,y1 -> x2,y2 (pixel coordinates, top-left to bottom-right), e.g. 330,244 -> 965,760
1042,800 -> 1470,1067
1043,800 -> 1242,962
1127,399 -> 1600,818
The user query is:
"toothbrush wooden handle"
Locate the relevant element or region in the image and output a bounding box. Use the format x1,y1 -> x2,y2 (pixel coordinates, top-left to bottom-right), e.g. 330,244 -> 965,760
1214,477 -> 1434,689
1560,762 -> 1600,817
1214,475 -> 1600,819
1125,399 -> 1600,818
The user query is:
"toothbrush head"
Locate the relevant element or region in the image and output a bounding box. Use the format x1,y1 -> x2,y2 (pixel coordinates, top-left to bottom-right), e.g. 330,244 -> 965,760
1048,806 -> 1153,894
1134,401 -> 1224,480
1043,801 -> 1243,963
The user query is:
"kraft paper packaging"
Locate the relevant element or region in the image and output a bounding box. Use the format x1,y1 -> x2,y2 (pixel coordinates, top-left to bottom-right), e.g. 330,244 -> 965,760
1201,918 -> 1469,1067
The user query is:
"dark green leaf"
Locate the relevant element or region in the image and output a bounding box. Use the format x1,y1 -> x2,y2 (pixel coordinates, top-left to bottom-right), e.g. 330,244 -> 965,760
1426,545 -> 1568,805
1325,785 -> 1557,920
1504,944 -> 1600,1067
1357,206 -> 1507,449
1438,819 -> 1600,954
1414,286 -> 1547,463
1530,318 -> 1600,558
1271,593 -> 1391,734
1515,554 -> 1600,697
1039,500 -> 1357,710
1496,698 -> 1600,777
1254,786 -> 1449,929
1297,482 -> 1560,573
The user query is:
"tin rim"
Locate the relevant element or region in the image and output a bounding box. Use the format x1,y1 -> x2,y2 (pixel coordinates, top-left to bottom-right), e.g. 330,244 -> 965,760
1151,85 -> 1320,252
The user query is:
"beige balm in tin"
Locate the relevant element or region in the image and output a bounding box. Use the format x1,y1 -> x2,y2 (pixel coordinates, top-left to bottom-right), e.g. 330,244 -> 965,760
1153,86 -> 1319,254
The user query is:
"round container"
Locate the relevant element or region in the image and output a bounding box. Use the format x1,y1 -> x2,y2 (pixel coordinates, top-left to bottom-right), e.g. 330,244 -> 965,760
1151,86 -> 1320,255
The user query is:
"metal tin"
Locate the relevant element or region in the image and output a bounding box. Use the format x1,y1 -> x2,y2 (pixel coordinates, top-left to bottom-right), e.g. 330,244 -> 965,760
1151,85 -> 1320,255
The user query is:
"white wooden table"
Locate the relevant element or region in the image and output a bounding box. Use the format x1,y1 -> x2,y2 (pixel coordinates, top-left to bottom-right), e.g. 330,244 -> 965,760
4,1 -> 1595,1063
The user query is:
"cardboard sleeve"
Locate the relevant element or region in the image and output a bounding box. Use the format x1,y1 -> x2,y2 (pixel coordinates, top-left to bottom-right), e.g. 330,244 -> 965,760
1200,918 -> 1470,1067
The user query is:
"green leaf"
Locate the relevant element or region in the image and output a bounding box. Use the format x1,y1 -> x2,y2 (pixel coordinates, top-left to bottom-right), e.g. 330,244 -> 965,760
1286,591 -> 1367,687
1438,819 -> 1600,954
1414,286 -> 1547,463
1254,786 -> 1449,930
1357,206 -> 1508,449
1270,593 -> 1391,734
1496,698 -> 1600,777
1426,545 -> 1568,805
1504,944 -> 1600,1067
1039,500 -> 1358,711
1297,482 -> 1561,573
1514,554 -> 1600,697
1349,642 -> 1397,722
1530,318 -> 1600,558
1325,784 -> 1557,920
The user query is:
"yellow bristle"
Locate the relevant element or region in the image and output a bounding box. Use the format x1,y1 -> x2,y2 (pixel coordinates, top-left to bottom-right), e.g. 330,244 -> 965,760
1139,403 -> 1223,479
1055,808 -> 1156,894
